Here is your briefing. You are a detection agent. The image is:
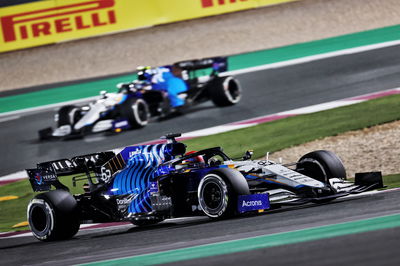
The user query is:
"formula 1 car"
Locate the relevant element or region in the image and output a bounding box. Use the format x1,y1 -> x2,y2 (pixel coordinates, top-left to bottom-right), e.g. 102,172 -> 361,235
38,57 -> 241,140
26,134 -> 383,241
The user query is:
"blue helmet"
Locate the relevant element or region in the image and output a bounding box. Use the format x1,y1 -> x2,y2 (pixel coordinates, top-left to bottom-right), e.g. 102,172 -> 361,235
137,66 -> 152,81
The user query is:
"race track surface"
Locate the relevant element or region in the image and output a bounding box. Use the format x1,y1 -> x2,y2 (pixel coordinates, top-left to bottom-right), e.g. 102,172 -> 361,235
1,45 -> 400,176
1,190 -> 399,265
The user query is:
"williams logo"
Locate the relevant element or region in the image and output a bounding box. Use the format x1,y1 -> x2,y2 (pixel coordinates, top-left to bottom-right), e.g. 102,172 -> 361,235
34,173 -> 42,185
1,0 -> 116,43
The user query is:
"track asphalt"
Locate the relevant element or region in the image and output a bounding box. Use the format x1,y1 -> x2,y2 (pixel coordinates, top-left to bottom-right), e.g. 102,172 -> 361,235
1,189 -> 399,265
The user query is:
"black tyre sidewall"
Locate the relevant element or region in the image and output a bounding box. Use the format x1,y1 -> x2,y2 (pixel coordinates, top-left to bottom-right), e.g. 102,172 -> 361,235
297,150 -> 347,183
120,98 -> 149,128
27,198 -> 55,241
209,76 -> 242,107
57,105 -> 78,127
27,190 -> 80,241
198,173 -> 231,218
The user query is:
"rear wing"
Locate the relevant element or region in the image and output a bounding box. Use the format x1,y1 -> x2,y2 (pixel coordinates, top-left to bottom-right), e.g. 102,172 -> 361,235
174,57 -> 228,73
26,151 -> 115,192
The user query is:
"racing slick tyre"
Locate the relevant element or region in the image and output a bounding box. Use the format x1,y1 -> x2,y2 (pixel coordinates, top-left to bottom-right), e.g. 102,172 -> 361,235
209,76 -> 242,107
27,190 -> 80,241
198,168 -> 249,219
296,150 -> 347,184
57,105 -> 80,127
120,98 -> 149,129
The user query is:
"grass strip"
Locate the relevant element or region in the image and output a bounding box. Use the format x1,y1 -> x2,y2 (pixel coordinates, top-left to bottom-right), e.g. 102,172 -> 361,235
183,94 -> 400,159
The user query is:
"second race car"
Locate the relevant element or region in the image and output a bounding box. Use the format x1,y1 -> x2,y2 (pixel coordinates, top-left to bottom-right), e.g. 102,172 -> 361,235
39,57 -> 241,140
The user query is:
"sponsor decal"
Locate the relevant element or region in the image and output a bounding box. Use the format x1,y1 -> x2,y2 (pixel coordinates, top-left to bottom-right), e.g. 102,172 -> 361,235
149,182 -> 159,194
242,199 -> 263,207
1,0 -> 116,43
200,0 -> 249,8
238,193 -> 270,213
114,119 -> 129,128
34,173 -> 42,185
267,164 -> 325,188
128,149 -> 141,158
116,198 -> 133,205
116,194 -> 136,211
34,172 -> 57,185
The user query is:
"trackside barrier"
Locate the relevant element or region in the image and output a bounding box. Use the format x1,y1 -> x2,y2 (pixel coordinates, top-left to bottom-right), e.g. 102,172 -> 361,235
0,0 -> 298,53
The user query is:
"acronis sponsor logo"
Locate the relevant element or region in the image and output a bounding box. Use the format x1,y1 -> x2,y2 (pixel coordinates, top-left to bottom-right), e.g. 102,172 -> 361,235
238,194 -> 270,213
242,200 -> 263,207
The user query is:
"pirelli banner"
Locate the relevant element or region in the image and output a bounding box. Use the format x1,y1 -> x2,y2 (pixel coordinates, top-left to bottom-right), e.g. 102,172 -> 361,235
0,0 -> 298,53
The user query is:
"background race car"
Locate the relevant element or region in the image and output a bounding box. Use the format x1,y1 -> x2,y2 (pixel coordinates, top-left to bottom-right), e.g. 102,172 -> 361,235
26,134 -> 383,241
38,57 -> 242,140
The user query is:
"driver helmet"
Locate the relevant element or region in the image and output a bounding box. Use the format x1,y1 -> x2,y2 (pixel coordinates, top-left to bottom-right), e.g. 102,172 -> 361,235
137,66 -> 152,81
184,151 -> 205,164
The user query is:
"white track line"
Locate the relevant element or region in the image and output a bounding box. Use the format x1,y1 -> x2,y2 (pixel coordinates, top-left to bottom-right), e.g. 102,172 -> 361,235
0,115 -> 20,123
222,40 -> 400,76
0,96 -> 98,118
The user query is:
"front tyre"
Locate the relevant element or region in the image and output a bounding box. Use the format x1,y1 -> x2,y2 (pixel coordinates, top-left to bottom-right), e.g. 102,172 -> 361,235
120,98 -> 149,128
57,105 -> 80,127
198,169 -> 249,219
27,190 -> 80,241
296,150 -> 346,184
209,76 -> 242,107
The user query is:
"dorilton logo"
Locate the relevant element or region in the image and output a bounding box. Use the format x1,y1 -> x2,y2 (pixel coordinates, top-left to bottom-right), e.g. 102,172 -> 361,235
242,200 -> 262,207
116,198 -> 132,205
200,0 -> 249,8
1,0 -> 116,43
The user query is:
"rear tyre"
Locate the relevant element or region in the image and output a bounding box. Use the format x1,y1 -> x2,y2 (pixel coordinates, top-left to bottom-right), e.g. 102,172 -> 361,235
198,169 -> 249,219
296,150 -> 347,184
209,76 -> 242,107
27,190 -> 80,241
120,98 -> 149,128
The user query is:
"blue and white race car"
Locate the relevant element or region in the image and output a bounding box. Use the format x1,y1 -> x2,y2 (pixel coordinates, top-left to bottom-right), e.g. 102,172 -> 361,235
38,57 -> 241,140
26,134 -> 383,241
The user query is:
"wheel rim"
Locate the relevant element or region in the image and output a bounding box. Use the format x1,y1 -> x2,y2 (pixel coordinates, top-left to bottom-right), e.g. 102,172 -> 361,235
223,77 -> 241,103
198,174 -> 228,218
137,102 -> 148,122
202,181 -> 223,210
30,205 -> 47,232
131,99 -> 149,126
28,200 -> 54,239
